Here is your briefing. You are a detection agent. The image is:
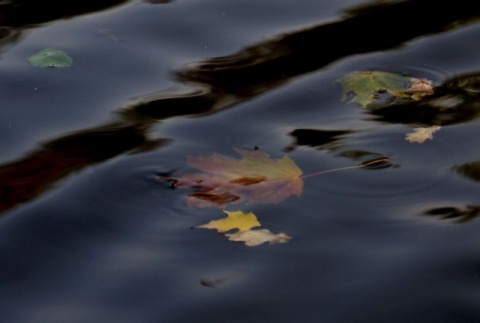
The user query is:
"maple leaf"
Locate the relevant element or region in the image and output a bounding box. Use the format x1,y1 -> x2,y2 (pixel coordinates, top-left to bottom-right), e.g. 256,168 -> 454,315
340,71 -> 434,107
225,229 -> 291,247
196,210 -> 261,233
405,125 -> 441,143
175,148 -> 303,208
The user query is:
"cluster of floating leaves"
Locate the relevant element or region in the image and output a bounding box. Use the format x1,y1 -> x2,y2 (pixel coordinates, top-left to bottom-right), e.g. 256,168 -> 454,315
165,149 -> 301,247
138,67 -> 454,249
340,70 -> 434,107
340,70 -> 438,143
196,210 -> 291,247
163,149 -> 388,247
163,70 -> 439,247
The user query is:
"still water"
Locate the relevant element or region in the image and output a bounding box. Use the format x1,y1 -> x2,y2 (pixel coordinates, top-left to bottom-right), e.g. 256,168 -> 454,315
2,0 -> 480,322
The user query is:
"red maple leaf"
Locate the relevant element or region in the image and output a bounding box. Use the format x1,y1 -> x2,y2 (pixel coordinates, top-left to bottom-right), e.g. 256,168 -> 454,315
172,148 -> 303,208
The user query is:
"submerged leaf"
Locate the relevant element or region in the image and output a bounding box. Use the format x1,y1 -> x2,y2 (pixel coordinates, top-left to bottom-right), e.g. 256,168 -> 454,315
405,125 -> 441,143
175,148 -> 303,208
196,210 -> 261,233
225,229 -> 291,247
29,48 -> 73,68
340,71 -> 434,107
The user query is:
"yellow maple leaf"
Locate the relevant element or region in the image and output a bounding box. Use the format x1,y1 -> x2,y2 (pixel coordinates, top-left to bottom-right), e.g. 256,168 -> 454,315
196,210 -> 261,233
225,229 -> 291,247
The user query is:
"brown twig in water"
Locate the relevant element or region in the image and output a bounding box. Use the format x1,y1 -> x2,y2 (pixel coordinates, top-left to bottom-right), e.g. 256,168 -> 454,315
300,157 -> 390,179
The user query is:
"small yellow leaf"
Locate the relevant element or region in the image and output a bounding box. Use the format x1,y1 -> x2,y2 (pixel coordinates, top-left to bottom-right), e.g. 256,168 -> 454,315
225,229 -> 291,247
196,210 -> 261,233
405,125 -> 441,143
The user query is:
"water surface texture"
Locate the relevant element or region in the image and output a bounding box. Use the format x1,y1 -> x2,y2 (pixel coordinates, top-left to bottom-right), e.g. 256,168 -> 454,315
2,0 -> 480,322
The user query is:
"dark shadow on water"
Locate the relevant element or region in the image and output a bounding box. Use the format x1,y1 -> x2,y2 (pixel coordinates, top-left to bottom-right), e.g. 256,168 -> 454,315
0,0 -> 135,58
286,127 -> 395,168
0,0 -> 130,27
122,87 -> 239,122
369,71 -> 480,126
176,0 -> 480,96
143,0 -> 174,3
0,123 -> 166,213
422,205 -> 480,223
285,129 -> 351,152
454,161 -> 480,183
1,0 -> 480,213
420,160 -> 480,223
128,0 -> 480,124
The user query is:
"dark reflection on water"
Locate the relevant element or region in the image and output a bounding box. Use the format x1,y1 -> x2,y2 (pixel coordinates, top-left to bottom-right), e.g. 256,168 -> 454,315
423,205 -> 480,223
178,0 -> 480,94
143,0 -> 174,3
0,0 -> 129,27
0,123 -> 165,213
286,128 -> 394,169
2,0 -> 480,322
456,161 -> 480,182
3,0 -> 479,212
136,0 -> 480,124
370,71 -> 480,126
286,129 -> 351,152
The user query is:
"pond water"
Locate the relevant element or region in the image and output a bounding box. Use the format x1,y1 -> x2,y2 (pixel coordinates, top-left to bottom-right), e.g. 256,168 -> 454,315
2,0 -> 480,322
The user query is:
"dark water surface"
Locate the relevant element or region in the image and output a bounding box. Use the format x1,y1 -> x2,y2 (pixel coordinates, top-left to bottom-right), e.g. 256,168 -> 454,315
2,0 -> 480,322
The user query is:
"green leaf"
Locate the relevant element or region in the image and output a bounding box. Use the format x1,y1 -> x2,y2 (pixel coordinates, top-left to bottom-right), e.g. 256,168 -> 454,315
339,71 -> 411,107
29,48 -> 73,68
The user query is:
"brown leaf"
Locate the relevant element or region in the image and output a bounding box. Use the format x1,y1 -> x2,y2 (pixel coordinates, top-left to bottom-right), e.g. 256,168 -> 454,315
405,125 -> 441,143
175,148 -> 303,208
400,78 -> 435,100
225,229 -> 291,247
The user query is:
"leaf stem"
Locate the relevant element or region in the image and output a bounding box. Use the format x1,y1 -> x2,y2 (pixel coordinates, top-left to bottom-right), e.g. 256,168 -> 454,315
300,157 -> 390,179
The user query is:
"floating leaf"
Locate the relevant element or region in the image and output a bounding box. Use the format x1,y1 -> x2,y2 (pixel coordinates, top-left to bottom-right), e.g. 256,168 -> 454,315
405,78 -> 435,100
225,229 -> 291,247
161,149 -> 389,248
405,125 -> 441,143
175,148 -> 303,208
339,71 -> 434,107
196,210 -> 291,247
29,48 -> 73,68
196,210 -> 261,233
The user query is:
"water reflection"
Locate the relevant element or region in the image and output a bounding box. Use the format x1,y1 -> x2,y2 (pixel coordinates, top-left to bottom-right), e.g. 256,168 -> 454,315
339,151 -> 394,168
286,128 -> 394,169
1,0 -> 480,213
143,0 -> 174,3
123,87 -> 233,121
0,0 -> 129,27
285,129 -> 351,152
178,0 -> 480,95
370,71 -> 480,126
422,205 -> 480,223
454,161 -> 480,182
136,0 -> 480,122
0,124 -> 165,213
